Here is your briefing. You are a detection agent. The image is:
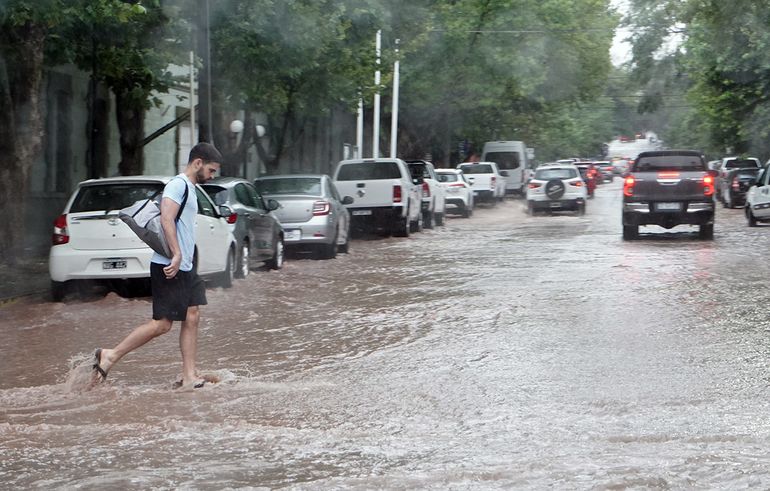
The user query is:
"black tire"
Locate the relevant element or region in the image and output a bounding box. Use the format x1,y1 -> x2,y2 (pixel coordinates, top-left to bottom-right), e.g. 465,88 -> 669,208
319,230 -> 338,259
338,227 -> 350,253
423,210 -> 434,229
747,206 -> 757,227
622,224 -> 639,240
435,212 -> 444,226
51,280 -> 68,302
236,240 -> 250,279
393,216 -> 410,237
410,208 -> 423,233
219,249 -> 234,288
699,223 -> 714,240
266,237 -> 285,270
577,203 -> 586,216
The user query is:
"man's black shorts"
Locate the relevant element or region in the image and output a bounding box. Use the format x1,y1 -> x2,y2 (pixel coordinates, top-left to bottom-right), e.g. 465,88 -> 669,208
150,262 -> 207,321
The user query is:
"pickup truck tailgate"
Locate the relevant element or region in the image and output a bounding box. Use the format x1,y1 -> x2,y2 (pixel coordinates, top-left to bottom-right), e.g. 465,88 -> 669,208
631,171 -> 709,201
334,179 -> 406,208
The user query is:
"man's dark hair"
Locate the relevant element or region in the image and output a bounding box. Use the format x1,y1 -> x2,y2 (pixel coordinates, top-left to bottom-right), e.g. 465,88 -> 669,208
188,142 -> 223,164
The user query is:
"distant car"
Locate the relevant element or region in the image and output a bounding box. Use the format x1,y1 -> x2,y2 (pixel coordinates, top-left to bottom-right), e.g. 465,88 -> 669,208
201,177 -> 285,275
436,169 -> 474,217
456,162 -> 506,204
49,176 -> 238,301
721,167 -> 760,209
526,163 -> 587,215
254,174 -> 353,259
406,160 -> 447,228
716,157 -> 760,201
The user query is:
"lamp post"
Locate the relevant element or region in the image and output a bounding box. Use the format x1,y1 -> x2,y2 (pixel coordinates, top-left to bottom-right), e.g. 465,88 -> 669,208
230,120 -> 266,178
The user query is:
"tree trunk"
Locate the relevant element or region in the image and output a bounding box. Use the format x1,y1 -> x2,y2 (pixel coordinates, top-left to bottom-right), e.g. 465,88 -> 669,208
115,91 -> 145,176
0,22 -> 46,265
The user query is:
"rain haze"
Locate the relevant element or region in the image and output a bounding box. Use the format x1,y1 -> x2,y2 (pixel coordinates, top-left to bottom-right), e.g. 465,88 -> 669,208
3,0 -> 770,489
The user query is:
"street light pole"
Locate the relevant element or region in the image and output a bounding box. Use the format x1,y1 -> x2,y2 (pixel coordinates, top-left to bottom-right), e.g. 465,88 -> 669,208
390,39 -> 400,158
372,30 -> 381,158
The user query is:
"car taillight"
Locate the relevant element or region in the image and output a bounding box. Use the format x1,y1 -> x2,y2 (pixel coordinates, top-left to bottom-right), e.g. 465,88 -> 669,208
732,177 -> 740,190
312,200 -> 331,216
658,171 -> 680,179
52,214 -> 69,245
623,176 -> 635,197
226,213 -> 238,224
528,182 -> 542,189
422,182 -> 431,198
703,175 -> 714,196
569,181 -> 583,187
393,185 -> 402,203
490,176 -> 496,189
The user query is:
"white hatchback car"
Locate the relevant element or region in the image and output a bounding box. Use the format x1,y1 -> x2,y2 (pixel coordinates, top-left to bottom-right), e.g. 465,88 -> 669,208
49,176 -> 238,300
526,163 -> 587,215
436,169 -> 474,217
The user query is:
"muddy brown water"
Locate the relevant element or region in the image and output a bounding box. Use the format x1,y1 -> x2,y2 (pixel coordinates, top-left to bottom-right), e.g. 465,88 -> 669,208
3,182 -> 770,488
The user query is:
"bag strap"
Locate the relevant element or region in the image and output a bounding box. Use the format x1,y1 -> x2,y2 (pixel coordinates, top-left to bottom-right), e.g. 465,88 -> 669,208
175,177 -> 190,222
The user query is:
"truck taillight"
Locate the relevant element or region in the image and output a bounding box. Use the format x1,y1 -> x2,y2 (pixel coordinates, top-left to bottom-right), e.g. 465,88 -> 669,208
732,177 -> 740,190
393,185 -> 403,203
703,175 -> 714,196
52,214 -> 69,245
569,181 -> 583,187
623,176 -> 635,197
490,176 -> 496,189
312,200 -> 331,216
422,182 -> 431,198
528,182 -> 542,189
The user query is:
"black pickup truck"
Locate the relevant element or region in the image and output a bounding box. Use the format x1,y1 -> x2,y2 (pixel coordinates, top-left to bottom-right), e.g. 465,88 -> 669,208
622,150 -> 716,240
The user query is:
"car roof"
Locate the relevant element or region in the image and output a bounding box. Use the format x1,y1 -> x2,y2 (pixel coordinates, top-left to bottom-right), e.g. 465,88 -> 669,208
78,175 -> 174,186
458,161 -> 496,166
203,176 -> 253,187
436,168 -> 461,173
255,174 -> 327,180
536,163 -> 578,170
638,150 -> 703,158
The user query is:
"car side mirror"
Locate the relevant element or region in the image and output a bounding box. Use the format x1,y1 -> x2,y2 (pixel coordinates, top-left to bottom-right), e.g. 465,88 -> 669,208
341,196 -> 354,205
266,199 -> 280,211
499,170 -> 510,177
218,205 -> 234,218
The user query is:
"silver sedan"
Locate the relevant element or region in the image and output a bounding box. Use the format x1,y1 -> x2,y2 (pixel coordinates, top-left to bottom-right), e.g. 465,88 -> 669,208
254,174 -> 353,259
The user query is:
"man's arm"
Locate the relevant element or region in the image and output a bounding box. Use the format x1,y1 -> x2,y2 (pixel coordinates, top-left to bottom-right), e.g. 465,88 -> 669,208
160,196 -> 182,278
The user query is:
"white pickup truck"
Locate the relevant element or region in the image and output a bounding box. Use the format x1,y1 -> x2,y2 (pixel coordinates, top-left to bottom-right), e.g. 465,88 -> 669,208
406,159 -> 447,228
457,162 -> 506,204
333,158 -> 423,236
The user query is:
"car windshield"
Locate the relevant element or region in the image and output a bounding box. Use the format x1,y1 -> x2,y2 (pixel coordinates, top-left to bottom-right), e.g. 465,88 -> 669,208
437,173 -> 458,183
255,177 -> 322,195
459,164 -> 493,174
725,159 -> 759,169
69,183 -> 164,213
408,163 -> 431,178
201,185 -> 228,205
633,155 -> 705,172
336,162 -> 401,180
535,168 -> 578,180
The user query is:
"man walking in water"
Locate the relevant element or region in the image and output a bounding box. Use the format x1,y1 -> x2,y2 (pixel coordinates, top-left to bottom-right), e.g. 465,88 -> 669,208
92,142 -> 222,389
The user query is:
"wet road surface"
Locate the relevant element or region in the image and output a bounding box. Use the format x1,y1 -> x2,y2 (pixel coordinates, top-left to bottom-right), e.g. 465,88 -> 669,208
3,181 -> 770,488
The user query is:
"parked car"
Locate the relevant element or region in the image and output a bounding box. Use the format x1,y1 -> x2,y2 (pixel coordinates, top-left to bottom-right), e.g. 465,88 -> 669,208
436,169 -> 474,217
406,160 -> 447,228
332,158 -> 422,236
201,177 -> 285,275
721,167 -> 760,209
254,174 -> 352,259
622,150 -> 715,240
456,162 -> 506,204
745,163 -> 770,226
49,176 -> 238,301
596,162 -> 615,182
716,157 -> 760,201
526,163 -> 587,215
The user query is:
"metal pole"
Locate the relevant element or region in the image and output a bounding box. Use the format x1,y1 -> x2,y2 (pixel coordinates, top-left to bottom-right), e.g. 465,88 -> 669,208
189,51 -> 196,147
356,98 -> 364,159
372,30 -> 381,158
390,39 -> 400,158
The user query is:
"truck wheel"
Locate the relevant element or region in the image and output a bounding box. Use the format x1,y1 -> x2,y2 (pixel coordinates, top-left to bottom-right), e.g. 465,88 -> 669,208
699,223 -> 714,240
747,206 -> 758,227
622,224 -> 638,240
410,210 -> 423,233
435,212 -> 444,226
393,216 -> 410,237
423,210 -> 434,229
51,280 -> 68,302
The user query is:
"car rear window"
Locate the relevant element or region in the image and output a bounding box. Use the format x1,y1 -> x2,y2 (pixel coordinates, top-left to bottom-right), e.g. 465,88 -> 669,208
459,164 -> 493,174
336,162 -> 402,181
255,177 -> 322,195
69,183 -> 163,213
724,159 -> 759,169
633,155 -> 705,172
736,169 -> 760,179
201,184 -> 228,205
408,163 -> 431,179
535,168 -> 578,180
437,173 -> 458,183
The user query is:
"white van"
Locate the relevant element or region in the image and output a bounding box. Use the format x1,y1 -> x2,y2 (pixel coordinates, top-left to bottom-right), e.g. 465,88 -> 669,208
482,141 -> 531,195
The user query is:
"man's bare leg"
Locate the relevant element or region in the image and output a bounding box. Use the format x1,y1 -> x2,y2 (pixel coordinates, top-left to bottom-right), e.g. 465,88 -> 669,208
96,319 -> 173,374
179,305 -> 200,385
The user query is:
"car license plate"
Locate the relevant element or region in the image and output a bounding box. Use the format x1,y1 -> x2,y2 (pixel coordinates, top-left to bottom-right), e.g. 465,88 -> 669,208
656,202 -> 681,211
102,259 -> 127,270
284,229 -> 301,241
352,209 -> 372,216
549,202 -> 562,208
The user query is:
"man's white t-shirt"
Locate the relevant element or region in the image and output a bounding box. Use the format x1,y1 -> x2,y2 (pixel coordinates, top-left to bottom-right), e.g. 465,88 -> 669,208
151,174 -> 197,272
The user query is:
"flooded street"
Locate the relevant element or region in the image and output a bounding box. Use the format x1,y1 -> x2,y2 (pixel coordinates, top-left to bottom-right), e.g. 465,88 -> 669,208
4,181 -> 770,489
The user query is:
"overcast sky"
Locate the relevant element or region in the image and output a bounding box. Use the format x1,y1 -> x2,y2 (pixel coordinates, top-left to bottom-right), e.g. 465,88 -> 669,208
610,0 -> 631,66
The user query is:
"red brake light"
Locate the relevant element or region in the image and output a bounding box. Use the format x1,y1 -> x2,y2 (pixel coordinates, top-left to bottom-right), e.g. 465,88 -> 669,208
393,185 -> 403,203
52,214 -> 69,245
658,171 -> 680,179
422,182 -> 431,198
312,200 -> 331,216
490,176 -> 496,189
569,181 -> 583,187
226,213 -> 238,224
703,175 -> 714,185
703,175 -> 714,196
623,176 -> 635,197
528,182 -> 542,189
732,177 -> 740,190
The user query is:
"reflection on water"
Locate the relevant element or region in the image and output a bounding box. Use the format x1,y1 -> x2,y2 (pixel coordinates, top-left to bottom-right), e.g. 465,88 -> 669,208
3,190 -> 770,488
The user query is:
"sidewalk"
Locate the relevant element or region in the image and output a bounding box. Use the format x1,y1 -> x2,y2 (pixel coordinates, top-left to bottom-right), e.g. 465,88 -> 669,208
0,256 -> 50,305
